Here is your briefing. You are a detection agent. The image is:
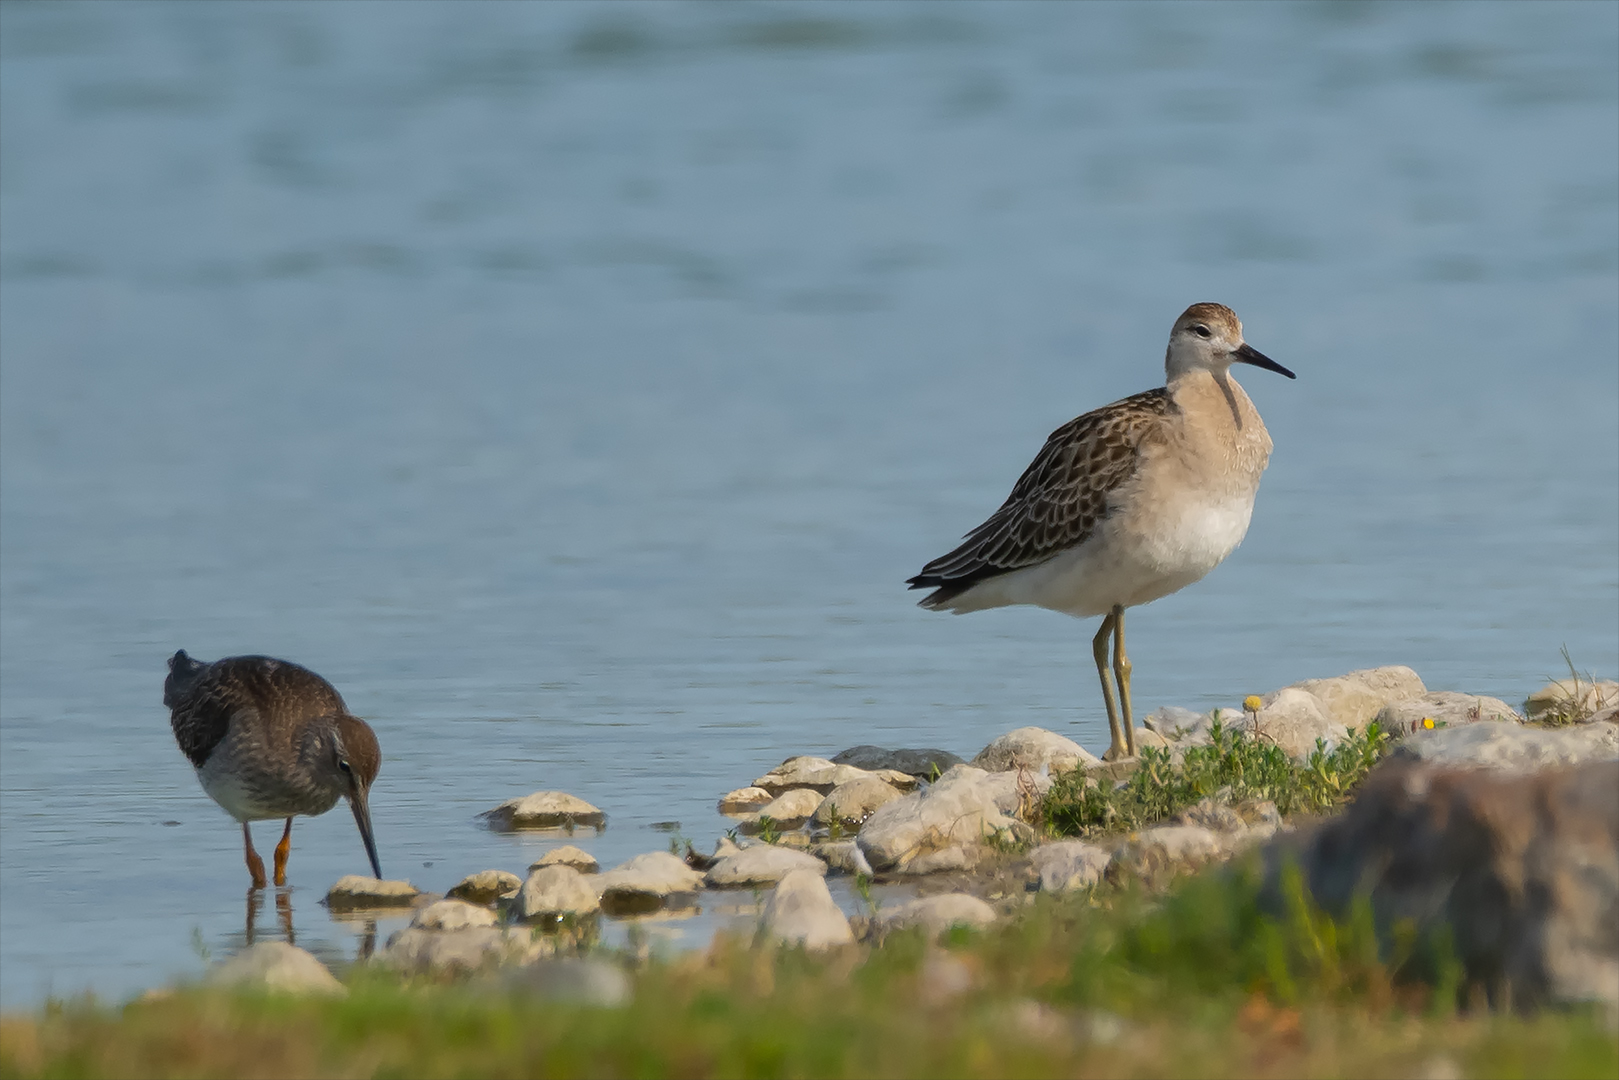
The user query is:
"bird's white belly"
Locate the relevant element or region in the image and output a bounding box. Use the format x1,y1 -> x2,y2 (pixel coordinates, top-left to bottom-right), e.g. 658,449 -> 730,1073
961,493 -> 1256,618
196,760 -> 283,822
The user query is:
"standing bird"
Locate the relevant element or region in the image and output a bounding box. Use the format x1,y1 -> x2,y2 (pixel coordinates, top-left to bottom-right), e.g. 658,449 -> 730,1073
164,651 -> 383,889
908,303 -> 1294,761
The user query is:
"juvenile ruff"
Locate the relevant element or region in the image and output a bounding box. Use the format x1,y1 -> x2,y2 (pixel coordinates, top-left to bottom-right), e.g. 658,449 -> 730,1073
908,303 -> 1295,760
164,651 -> 383,889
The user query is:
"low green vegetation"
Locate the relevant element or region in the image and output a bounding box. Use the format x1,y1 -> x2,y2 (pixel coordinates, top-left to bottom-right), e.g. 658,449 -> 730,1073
4,860 -> 1613,1079
1042,722 -> 1390,839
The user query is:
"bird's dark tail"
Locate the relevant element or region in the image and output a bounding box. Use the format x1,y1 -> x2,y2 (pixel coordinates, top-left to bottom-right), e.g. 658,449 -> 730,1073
163,649 -> 207,709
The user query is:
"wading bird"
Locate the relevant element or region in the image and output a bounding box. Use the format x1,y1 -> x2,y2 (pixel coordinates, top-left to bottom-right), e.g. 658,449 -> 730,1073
164,651 -> 382,888
908,303 -> 1294,760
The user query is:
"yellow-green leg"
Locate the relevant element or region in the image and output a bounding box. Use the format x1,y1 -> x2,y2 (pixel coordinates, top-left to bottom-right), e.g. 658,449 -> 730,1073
1112,604 -> 1137,757
1093,611 -> 1129,760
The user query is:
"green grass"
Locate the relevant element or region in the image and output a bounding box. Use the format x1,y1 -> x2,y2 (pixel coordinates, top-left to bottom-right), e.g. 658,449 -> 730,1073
1041,722 -> 1390,839
5,859 -> 1614,1080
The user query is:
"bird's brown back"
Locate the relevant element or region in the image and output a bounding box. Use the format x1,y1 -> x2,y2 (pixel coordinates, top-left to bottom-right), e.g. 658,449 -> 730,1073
164,652 -> 351,769
908,387 -> 1176,604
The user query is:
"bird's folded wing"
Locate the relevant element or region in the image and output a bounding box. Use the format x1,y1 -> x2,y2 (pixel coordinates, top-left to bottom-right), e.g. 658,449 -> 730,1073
911,388 -> 1172,588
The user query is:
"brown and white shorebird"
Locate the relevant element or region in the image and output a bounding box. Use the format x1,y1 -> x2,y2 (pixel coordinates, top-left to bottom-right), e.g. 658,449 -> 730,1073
908,303 -> 1295,761
164,651 -> 383,889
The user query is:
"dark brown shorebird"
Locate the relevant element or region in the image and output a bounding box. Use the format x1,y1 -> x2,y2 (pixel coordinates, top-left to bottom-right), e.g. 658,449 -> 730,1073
164,650 -> 383,889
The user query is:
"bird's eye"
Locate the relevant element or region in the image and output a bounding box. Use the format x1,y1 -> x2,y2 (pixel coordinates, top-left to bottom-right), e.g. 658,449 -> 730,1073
1192,325 -> 1212,339
338,759 -> 352,774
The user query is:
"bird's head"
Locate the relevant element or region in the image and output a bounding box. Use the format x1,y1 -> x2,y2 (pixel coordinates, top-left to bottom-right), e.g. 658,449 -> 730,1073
1164,302 -> 1294,382
330,713 -> 383,879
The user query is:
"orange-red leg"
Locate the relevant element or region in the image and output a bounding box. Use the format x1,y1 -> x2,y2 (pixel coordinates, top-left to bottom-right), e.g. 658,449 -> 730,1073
272,817 -> 293,887
243,823 -> 268,890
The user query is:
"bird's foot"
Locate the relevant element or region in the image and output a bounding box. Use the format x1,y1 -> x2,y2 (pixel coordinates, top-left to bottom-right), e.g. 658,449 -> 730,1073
246,851 -> 268,891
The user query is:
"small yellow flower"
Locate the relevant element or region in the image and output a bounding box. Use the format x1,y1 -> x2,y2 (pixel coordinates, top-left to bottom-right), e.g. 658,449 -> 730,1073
1422,717 -> 1436,729
1243,695 -> 1263,713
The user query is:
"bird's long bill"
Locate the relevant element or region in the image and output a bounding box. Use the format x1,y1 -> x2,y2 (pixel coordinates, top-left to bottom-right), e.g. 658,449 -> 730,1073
348,787 -> 383,880
1234,342 -> 1296,379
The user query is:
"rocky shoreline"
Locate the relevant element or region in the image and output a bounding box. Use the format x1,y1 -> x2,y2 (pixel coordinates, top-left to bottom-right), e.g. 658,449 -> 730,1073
202,667 -> 1617,1016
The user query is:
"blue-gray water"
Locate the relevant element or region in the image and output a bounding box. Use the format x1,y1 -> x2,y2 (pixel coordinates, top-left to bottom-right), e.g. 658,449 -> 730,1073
2,1 -> 1615,1007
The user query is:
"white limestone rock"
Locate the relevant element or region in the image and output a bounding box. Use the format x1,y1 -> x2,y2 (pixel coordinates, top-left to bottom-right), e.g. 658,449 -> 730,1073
717,786 -> 775,814
1389,721 -> 1619,773
529,845 -> 600,874
1270,666 -> 1426,729
1252,687 -> 1347,761
324,876 -> 420,912
972,727 -> 1100,775
480,791 -> 606,831
516,864 -> 601,921
812,775 -> 905,828
411,898 -> 499,931
761,869 -> 853,950
593,852 -> 706,915
705,844 -> 826,887
739,788 -> 823,829
447,870 -> 523,905
753,757 -> 917,796
206,942 -> 346,996
857,765 -> 1046,875
1376,692 -> 1523,736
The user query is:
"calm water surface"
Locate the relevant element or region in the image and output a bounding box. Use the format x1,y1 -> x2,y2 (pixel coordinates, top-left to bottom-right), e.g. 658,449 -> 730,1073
2,1 -> 1615,1006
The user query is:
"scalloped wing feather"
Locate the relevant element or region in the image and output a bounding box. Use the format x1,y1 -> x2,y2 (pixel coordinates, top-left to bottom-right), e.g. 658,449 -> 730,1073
909,388 -> 1174,604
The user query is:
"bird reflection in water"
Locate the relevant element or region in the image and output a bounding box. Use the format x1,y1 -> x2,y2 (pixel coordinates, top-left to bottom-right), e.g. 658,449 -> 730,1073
241,890 -> 379,960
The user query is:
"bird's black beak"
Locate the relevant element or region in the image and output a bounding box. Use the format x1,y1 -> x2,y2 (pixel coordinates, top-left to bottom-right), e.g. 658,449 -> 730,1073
1233,342 -> 1295,379
348,784 -> 383,880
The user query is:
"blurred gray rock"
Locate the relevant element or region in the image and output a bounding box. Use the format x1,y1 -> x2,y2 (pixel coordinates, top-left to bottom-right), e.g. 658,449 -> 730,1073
1390,721 -> 1619,773
1030,841 -> 1112,894
381,926 -> 548,974
761,869 -> 853,950
411,898 -> 499,931
1110,824 -> 1225,885
1267,760 -> 1619,1012
206,942 -> 345,996
705,843 -> 826,887
875,894 -> 997,936
508,958 -> 630,1006
831,745 -> 965,779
